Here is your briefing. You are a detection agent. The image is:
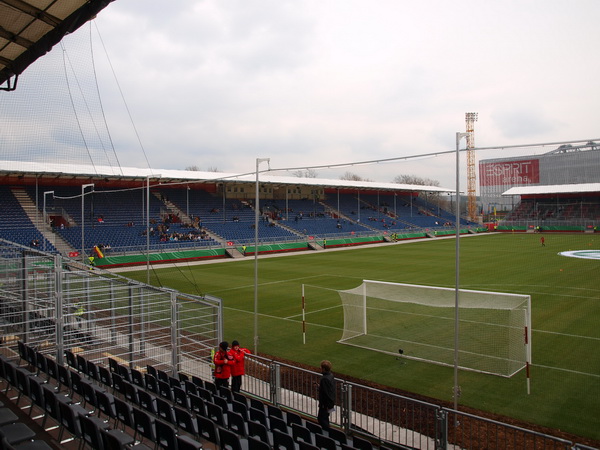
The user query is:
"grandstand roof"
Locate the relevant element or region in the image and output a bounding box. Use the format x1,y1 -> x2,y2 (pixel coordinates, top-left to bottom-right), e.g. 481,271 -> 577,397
502,183 -> 600,196
0,0 -> 115,90
0,159 -> 454,193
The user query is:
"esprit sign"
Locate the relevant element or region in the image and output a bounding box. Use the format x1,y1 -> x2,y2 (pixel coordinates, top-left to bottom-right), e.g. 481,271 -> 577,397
479,159 -> 540,186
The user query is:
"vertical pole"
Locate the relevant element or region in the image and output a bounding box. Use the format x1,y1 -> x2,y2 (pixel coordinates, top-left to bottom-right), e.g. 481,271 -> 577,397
285,188 -> 289,222
254,161 -> 260,354
254,158 -> 270,354
171,291 -> 179,372
302,284 -> 306,345
81,184 -> 94,261
146,176 -> 150,285
222,184 -> 226,222
454,132 -> 468,414
110,280 -> 116,345
55,254 -> 64,365
128,284 -> 135,365
43,191 -> 54,253
35,176 -> 39,229
526,295 -> 532,394
362,281 -> 367,335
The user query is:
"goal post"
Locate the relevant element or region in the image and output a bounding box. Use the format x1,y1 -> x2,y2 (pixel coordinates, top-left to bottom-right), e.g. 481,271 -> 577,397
338,280 -> 532,379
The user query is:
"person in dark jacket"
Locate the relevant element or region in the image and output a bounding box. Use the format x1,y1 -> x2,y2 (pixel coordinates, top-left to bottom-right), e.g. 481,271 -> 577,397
317,360 -> 336,430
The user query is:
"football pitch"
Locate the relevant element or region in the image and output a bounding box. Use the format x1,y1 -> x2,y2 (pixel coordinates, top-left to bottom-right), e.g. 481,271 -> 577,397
123,232 -> 600,441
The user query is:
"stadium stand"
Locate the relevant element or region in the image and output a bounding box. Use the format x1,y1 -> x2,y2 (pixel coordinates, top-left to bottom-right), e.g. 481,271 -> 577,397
0,186 -> 56,252
1,181 -> 481,261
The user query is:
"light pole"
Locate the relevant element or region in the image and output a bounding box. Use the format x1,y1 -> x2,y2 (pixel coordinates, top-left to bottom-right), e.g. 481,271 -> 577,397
147,175 -> 151,284
81,183 -> 94,261
454,132 -> 469,414
146,174 -> 161,285
43,190 -> 54,252
254,157 -> 270,354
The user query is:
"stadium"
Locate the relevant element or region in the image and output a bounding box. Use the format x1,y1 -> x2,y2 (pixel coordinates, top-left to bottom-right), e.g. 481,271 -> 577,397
1,2 -> 599,450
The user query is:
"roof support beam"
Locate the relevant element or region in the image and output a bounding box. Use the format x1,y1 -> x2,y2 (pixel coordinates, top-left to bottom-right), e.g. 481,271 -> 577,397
1,0 -> 62,27
0,24 -> 35,48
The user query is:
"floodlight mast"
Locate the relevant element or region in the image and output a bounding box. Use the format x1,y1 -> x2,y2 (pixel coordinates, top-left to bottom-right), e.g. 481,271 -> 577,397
254,157 -> 270,354
465,112 -> 478,222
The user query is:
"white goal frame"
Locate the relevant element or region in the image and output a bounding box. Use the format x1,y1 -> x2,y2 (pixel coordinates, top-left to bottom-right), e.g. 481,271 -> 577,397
337,280 -> 532,382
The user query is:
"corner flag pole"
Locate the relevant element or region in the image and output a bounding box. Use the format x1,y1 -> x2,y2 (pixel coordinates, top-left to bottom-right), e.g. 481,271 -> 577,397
302,284 -> 306,344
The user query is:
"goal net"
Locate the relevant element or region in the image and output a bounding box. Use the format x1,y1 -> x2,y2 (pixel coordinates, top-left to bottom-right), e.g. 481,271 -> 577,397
338,280 -> 531,377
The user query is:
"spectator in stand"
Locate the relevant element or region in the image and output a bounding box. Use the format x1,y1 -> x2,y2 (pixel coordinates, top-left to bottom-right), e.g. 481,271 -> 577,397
317,360 -> 336,430
230,340 -> 251,393
213,341 -> 234,389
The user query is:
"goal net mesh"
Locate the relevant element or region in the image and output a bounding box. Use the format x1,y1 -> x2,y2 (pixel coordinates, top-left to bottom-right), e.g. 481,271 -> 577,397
338,280 -> 531,377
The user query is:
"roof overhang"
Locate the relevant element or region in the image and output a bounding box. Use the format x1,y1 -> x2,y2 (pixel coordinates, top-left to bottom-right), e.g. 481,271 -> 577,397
0,0 -> 116,90
0,160 -> 455,193
502,183 -> 600,196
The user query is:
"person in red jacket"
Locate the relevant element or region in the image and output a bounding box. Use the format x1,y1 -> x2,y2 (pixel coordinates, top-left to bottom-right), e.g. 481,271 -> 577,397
230,340 -> 252,393
213,341 -> 234,389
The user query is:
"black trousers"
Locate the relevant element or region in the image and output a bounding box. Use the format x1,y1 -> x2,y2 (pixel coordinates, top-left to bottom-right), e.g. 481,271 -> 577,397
317,406 -> 330,430
215,378 -> 229,389
232,375 -> 242,392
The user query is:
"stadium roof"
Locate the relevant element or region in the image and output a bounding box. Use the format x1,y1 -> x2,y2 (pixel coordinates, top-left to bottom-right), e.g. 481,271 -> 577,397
502,183 -> 600,196
0,0 -> 115,91
0,159 -> 454,193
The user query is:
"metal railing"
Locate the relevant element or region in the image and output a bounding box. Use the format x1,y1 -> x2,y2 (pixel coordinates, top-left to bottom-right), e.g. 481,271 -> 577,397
241,354 -> 595,450
0,239 -> 222,376
0,238 -> 595,449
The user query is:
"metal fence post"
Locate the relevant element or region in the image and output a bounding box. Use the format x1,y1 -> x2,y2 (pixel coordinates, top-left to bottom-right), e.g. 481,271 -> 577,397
55,254 -> 64,365
341,382 -> 351,434
20,251 -> 29,343
84,275 -> 91,341
271,362 -> 281,405
436,408 -> 448,450
128,283 -> 135,366
109,279 -> 116,345
171,290 -> 179,372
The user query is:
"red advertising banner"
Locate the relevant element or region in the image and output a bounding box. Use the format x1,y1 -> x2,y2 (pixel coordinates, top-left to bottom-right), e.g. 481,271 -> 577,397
479,159 -> 540,186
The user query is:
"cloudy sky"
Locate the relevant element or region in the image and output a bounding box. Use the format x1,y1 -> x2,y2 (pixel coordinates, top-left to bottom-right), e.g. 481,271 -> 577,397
4,0 -> 600,188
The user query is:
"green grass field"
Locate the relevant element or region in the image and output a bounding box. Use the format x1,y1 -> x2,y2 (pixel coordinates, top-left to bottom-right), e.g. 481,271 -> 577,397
123,233 -> 600,441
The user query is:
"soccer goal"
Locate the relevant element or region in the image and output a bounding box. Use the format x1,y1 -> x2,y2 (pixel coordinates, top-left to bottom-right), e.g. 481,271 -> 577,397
337,280 -> 531,378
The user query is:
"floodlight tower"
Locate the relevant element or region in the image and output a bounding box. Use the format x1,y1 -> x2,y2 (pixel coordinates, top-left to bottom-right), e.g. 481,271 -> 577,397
465,112 -> 478,222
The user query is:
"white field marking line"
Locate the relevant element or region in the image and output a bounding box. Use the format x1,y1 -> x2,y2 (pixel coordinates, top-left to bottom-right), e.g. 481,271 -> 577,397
530,363 -> 600,378
533,329 -> 600,341
208,273 -> 353,295
223,303 -> 342,321
285,304 -> 342,320
225,304 -> 343,332
464,282 -> 600,293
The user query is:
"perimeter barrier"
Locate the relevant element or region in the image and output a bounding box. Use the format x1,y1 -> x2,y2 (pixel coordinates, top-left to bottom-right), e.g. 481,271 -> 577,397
0,239 -> 595,449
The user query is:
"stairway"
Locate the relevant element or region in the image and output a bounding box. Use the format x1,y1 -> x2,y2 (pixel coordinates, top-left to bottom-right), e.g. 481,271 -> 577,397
10,187 -> 75,255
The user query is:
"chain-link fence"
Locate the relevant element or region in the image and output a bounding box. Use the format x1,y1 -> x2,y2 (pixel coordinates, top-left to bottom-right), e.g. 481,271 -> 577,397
0,238 -> 221,377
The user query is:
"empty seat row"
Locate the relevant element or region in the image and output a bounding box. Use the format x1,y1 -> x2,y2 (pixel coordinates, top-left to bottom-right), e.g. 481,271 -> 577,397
19,341 -> 391,450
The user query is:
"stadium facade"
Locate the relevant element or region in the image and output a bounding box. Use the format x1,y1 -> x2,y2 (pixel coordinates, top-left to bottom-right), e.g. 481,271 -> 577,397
479,141 -> 600,213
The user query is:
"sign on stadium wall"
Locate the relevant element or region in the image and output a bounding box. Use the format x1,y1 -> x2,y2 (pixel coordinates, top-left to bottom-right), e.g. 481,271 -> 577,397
479,159 -> 540,186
